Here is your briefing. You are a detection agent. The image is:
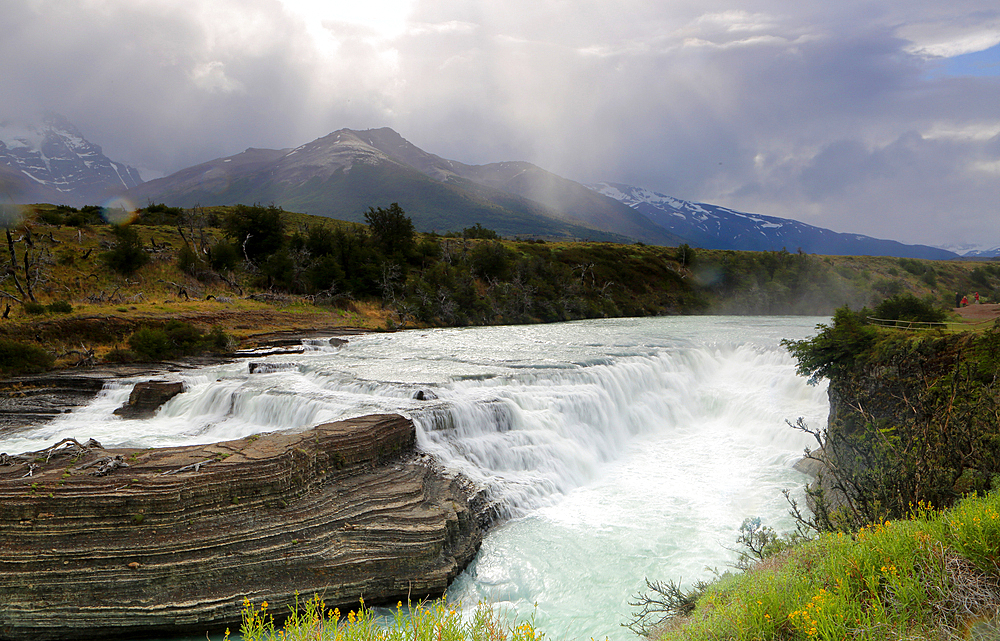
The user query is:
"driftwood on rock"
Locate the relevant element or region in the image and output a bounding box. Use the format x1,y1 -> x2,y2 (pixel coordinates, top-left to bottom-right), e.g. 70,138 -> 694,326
0,414 -> 486,641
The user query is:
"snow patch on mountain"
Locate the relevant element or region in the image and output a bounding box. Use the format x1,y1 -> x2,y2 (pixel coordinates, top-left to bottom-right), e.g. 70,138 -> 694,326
591,181 -> 957,260
0,113 -> 143,204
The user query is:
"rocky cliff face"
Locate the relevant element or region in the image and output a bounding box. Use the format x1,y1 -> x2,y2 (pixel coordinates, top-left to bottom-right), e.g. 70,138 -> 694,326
0,414 -> 485,641
0,113 -> 143,206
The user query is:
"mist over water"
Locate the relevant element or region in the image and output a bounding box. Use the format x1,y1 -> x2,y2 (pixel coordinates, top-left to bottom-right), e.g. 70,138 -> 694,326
1,316 -> 828,641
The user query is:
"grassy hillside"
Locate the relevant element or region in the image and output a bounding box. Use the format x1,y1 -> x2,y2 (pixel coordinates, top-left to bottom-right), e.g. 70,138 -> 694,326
0,201 -> 996,374
638,489 -> 1000,640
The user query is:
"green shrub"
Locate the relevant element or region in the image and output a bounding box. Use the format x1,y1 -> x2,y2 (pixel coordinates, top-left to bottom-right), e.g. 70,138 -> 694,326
37,208 -> 66,225
102,348 -> 137,363
462,222 -> 500,240
177,243 -> 212,279
469,240 -> 513,280
782,306 -> 876,384
0,339 -> 54,376
223,204 -> 286,263
23,302 -> 47,315
873,293 -> 946,323
209,242 -> 241,272
102,224 -> 150,275
65,205 -> 104,227
136,203 -> 183,226
127,321 -> 233,361
128,327 -> 172,360
46,300 -> 73,314
898,257 -> 928,275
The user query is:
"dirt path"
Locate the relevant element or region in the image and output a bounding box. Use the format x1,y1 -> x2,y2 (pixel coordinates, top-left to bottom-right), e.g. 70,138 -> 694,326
952,302 -> 1000,322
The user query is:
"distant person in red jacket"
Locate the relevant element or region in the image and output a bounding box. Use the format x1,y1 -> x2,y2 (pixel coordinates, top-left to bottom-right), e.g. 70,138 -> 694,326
962,295 -> 968,307
975,292 -> 980,303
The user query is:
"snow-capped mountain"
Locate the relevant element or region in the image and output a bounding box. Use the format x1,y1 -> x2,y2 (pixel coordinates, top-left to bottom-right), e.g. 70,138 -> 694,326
0,113 -> 143,205
936,242 -> 1000,258
592,182 -> 957,260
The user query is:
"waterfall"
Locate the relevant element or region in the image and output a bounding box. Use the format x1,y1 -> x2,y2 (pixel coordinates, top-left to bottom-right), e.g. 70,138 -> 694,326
1,316 -> 828,641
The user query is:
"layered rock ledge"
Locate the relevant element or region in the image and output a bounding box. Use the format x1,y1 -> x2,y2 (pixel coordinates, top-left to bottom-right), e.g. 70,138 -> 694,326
0,414 -> 485,641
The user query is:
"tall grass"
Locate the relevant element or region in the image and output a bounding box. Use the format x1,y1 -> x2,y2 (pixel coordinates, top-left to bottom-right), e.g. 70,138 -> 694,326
656,492 -> 1000,640
227,594 -> 547,641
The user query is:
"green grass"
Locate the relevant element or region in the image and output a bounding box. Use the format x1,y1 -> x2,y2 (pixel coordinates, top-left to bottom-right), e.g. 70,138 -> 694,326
655,491 -> 1000,640
229,595 -> 549,641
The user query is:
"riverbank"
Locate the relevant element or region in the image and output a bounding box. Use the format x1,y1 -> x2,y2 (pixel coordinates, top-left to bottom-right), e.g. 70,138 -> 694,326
3,202 -> 1000,380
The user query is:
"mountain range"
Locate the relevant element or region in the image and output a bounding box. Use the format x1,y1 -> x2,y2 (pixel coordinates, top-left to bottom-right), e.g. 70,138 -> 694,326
591,183 -> 958,260
0,116 -> 974,259
127,127 -> 683,245
0,113 -> 143,206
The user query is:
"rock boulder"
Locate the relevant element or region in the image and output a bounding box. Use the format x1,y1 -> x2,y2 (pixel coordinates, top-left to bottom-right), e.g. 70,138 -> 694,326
112,380 -> 185,419
0,414 -> 484,640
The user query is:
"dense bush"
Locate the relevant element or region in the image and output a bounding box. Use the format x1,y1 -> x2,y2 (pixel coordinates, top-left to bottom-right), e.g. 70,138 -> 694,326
102,224 -> 149,275
209,242 -> 241,273
136,202 -> 184,226
783,306 -> 877,384
127,321 -> 231,361
66,205 -> 105,227
223,204 -> 286,264
461,222 -> 499,240
177,242 -> 209,278
872,293 -> 946,323
22,300 -> 73,315
0,339 -> 54,375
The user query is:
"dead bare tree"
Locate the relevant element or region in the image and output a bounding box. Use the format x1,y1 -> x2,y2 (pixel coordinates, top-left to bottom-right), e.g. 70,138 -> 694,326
2,227 -> 52,304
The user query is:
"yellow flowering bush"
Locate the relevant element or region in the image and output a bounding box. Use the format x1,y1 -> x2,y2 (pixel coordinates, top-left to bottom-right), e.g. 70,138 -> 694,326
227,593 -> 547,641
655,488 -> 1000,641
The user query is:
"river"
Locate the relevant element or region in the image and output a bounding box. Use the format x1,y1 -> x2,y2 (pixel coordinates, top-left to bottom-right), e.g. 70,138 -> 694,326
3,316 -> 828,640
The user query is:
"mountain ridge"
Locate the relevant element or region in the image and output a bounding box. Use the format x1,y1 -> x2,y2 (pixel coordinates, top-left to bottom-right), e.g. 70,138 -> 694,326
0,113 -> 143,205
128,127 -> 685,245
591,182 -> 958,260
0,116 -> 971,258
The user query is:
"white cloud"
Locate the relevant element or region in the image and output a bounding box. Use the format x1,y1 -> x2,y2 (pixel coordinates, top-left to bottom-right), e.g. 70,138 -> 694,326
2,0 -> 1000,248
923,122 -> 1000,141
189,61 -> 245,93
900,24 -> 1000,58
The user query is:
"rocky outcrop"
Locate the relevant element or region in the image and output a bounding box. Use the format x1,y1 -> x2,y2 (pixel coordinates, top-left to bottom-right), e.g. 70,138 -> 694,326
0,414 -> 485,641
112,380 -> 185,418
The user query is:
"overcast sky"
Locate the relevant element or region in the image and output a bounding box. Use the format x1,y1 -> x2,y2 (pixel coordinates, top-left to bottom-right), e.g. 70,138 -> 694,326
3,0 -> 1000,249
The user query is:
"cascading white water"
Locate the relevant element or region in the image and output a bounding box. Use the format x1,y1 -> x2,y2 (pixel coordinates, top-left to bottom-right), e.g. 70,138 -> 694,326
0,316 -> 828,641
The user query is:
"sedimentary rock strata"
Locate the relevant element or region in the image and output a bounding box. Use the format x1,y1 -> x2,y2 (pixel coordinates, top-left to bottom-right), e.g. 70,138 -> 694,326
0,414 -> 484,641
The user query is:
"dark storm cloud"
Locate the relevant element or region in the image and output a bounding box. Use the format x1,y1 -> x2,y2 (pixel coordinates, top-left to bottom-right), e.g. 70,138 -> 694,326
2,0 -> 999,247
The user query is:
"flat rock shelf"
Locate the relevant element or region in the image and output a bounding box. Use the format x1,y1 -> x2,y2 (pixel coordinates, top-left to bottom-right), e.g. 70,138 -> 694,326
0,414 -> 485,641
